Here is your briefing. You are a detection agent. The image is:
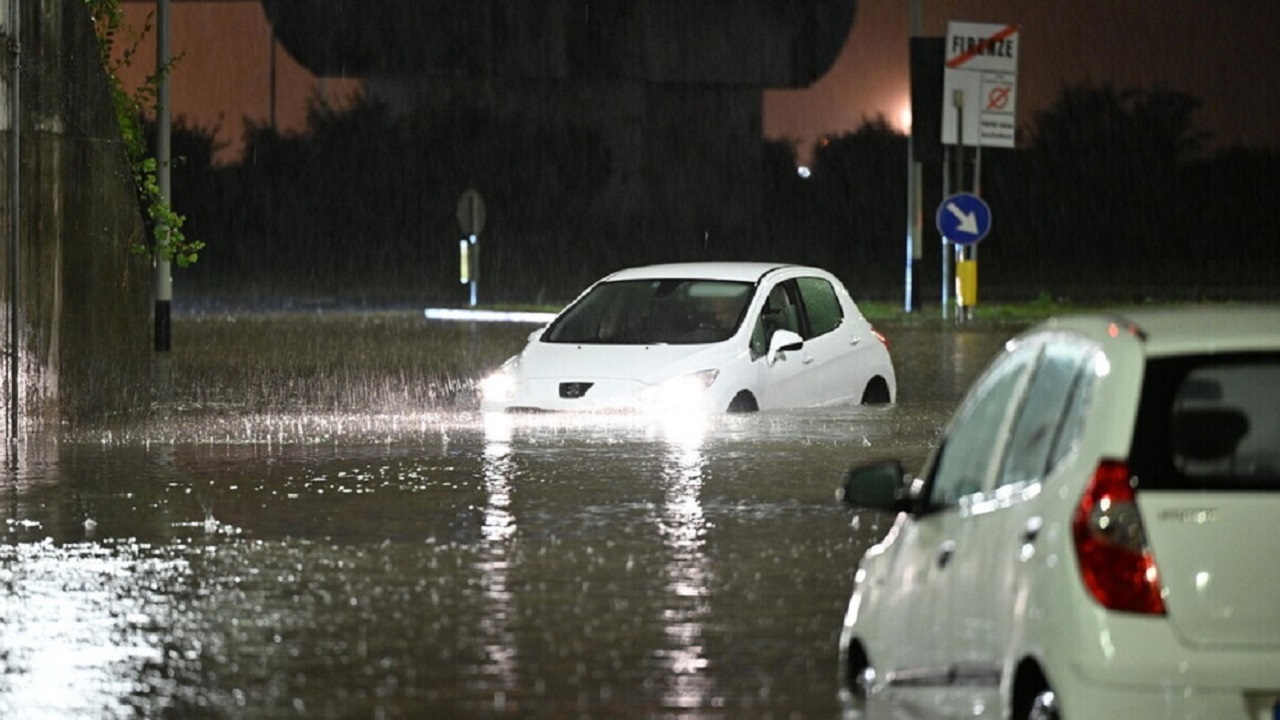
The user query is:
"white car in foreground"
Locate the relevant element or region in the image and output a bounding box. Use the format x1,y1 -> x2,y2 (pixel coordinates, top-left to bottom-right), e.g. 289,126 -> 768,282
480,262 -> 895,414
838,307 -> 1280,719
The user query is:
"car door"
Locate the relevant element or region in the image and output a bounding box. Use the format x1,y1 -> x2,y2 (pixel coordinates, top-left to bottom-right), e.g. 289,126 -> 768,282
944,336 -> 1096,691
914,340 -> 1039,691
749,279 -> 813,408
791,274 -> 864,405
874,342 -> 1037,696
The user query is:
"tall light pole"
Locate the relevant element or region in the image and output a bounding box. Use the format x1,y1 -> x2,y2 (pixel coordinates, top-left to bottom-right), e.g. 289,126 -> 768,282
903,0 -> 923,313
154,0 -> 171,352
7,0 -> 21,443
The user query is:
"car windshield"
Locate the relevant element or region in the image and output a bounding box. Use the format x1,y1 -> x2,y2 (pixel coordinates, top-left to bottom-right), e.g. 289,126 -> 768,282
543,278 -> 753,345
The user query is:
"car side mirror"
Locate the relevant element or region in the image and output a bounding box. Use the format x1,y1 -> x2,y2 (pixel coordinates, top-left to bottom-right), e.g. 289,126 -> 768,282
767,329 -> 804,366
838,459 -> 914,514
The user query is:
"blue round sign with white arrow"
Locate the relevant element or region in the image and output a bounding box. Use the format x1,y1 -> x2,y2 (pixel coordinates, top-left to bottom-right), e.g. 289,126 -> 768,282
936,192 -> 992,245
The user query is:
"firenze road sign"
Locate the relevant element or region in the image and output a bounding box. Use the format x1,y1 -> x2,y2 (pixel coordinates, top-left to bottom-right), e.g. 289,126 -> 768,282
942,21 -> 1020,148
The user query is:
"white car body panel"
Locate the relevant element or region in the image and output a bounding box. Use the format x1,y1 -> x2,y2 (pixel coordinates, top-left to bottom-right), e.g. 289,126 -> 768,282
480,261 -> 896,414
491,338 -> 754,413
840,306 -> 1280,720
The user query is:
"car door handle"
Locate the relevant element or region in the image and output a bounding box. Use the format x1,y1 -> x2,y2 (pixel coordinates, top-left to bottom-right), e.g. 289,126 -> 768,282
936,540 -> 956,569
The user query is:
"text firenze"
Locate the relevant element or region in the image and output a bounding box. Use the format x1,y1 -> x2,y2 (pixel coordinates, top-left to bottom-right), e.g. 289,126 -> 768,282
952,35 -> 1015,58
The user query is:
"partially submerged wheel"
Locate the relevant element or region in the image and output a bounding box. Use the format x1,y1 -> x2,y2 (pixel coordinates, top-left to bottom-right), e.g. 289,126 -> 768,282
726,390 -> 758,413
1013,664 -> 1061,720
843,640 -> 872,698
1027,689 -> 1060,720
860,377 -> 891,405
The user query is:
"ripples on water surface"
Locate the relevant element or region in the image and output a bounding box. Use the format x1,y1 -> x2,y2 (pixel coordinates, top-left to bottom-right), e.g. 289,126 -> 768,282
0,314 -> 1011,718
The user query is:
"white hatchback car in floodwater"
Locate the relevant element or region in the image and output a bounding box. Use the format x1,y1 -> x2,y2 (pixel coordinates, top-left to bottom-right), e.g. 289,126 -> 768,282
838,307 -> 1280,720
480,262 -> 896,414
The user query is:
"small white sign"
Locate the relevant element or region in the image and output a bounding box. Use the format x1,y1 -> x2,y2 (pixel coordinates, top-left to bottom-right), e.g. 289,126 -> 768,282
942,22 -> 1020,148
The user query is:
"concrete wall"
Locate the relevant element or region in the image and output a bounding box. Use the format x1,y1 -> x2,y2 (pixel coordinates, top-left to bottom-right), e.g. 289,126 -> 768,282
0,1 -> 152,429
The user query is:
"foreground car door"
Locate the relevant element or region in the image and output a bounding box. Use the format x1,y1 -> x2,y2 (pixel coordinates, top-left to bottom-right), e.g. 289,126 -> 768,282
869,341 -> 1037,704
942,337 -> 1097,696
916,342 -> 1038,698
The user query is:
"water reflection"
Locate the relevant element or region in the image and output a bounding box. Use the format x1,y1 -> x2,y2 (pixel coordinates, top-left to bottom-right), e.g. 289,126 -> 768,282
654,419 -> 719,711
0,539 -> 190,718
479,413 -> 520,709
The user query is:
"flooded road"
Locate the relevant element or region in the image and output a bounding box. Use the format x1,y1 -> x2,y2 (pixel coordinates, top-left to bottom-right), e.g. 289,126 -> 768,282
1,313 -> 1016,718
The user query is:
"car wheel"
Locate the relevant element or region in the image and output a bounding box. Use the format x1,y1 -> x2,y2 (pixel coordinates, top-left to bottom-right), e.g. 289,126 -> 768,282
1012,663 -> 1060,720
1026,689 -> 1060,720
860,377 -> 891,405
726,391 -> 758,413
843,640 -> 872,698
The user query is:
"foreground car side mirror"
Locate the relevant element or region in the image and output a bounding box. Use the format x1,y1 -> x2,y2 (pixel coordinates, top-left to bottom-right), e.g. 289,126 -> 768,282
767,329 -> 804,366
838,459 -> 914,514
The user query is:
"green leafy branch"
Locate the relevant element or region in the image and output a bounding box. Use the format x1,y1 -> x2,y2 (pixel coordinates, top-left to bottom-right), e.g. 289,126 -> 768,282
86,0 -> 203,267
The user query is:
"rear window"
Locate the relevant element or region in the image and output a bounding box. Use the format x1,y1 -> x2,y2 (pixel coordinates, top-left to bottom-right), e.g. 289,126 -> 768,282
1130,353 -> 1280,491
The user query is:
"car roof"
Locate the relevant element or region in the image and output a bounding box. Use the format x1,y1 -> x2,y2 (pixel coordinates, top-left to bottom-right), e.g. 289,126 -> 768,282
601,262 -> 807,284
1036,306 -> 1280,357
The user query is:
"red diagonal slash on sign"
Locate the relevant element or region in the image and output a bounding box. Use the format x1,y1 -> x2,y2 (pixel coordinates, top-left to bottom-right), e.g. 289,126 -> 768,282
947,25 -> 1018,68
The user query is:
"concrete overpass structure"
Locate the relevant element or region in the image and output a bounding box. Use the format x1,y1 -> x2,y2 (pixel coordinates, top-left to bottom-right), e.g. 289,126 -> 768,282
260,0 -> 858,242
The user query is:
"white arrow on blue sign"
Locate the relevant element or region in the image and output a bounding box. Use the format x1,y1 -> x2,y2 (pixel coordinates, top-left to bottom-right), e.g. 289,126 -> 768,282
936,192 -> 992,245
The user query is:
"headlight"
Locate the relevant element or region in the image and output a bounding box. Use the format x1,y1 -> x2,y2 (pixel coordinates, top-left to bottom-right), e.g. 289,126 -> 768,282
480,366 -> 518,402
644,369 -> 719,408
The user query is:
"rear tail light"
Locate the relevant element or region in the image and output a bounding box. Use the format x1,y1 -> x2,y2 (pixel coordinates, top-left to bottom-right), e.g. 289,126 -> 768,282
872,327 -> 889,350
1070,460 -> 1166,615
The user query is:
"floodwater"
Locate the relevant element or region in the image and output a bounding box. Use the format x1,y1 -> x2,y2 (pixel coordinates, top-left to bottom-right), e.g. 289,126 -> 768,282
0,315 -> 1014,719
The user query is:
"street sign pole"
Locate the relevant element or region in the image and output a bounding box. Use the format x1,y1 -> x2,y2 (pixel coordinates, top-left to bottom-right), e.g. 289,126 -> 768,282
468,235 -> 478,307
456,189 -> 486,308
941,146 -> 951,321
936,191 -> 991,325
940,20 -> 1019,322
904,0 -> 923,313
943,90 -> 966,319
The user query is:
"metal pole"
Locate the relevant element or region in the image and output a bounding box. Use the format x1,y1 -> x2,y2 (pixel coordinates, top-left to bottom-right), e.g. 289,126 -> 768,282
940,147 -> 950,321
903,0 -> 922,313
154,0 -> 172,352
944,89 -> 965,320
971,143 -> 981,294
953,90 -> 965,193
7,0 -> 21,443
468,234 -> 478,307
269,23 -> 276,129
952,89 -> 966,323
973,144 -> 982,197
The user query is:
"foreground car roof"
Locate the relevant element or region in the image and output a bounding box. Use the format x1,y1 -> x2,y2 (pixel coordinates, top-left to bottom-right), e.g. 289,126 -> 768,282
601,262 -> 804,283
1037,306 -> 1280,356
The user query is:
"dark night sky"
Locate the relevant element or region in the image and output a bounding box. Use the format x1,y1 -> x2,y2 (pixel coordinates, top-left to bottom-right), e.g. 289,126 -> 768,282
764,0 -> 1280,159
121,1 -> 1280,164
